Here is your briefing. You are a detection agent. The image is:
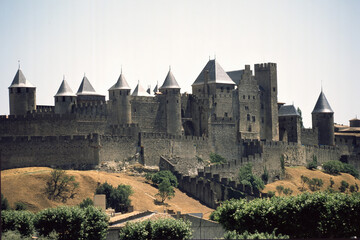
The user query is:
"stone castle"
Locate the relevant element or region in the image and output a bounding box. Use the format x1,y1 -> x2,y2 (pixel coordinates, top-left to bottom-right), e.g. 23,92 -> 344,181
1,59 -> 359,205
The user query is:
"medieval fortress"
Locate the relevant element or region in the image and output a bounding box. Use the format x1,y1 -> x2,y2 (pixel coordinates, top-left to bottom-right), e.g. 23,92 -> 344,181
1,59 -> 359,205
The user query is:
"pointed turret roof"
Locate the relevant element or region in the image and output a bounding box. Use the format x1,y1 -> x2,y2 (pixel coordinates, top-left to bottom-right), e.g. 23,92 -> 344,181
55,79 -> 76,97
192,59 -> 235,86
77,76 -> 102,96
312,91 -> 333,114
160,69 -> 180,89
132,82 -> 151,96
278,105 -> 300,117
9,69 -> 35,88
153,83 -> 159,94
109,73 -> 131,91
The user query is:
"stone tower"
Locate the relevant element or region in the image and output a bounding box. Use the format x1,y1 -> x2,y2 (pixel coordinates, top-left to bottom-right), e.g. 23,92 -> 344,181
278,105 -> 301,143
159,69 -> 182,135
9,68 -> 36,115
237,65 -> 260,140
255,63 -> 279,141
312,91 -> 334,145
54,78 -> 77,114
108,72 -> 132,125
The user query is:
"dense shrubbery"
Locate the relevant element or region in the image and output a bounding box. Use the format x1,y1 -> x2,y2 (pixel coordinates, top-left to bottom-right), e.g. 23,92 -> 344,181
306,155 -> 318,170
224,230 -> 289,239
95,182 -> 133,212
1,206 -> 108,240
1,193 -> 10,210
119,218 -> 192,240
210,192 -> 360,238
1,210 -> 35,236
323,160 -> 359,178
209,152 -> 227,165
238,163 -> 264,192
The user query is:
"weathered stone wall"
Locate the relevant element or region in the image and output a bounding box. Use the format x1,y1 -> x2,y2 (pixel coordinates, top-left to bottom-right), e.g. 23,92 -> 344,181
99,135 -> 139,163
0,134 -> 100,170
301,128 -> 318,146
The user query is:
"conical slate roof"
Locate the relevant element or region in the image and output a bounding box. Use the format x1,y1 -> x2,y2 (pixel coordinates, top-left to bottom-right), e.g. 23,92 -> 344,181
9,69 -> 35,88
278,105 -> 300,117
312,91 -> 333,114
153,83 -> 159,94
192,59 -> 235,86
160,70 -> 180,89
132,82 -> 151,96
77,76 -> 102,96
109,73 -> 131,91
55,79 -> 76,97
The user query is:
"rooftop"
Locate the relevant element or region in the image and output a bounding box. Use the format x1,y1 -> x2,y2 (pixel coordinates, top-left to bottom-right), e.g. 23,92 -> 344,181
192,59 -> 236,86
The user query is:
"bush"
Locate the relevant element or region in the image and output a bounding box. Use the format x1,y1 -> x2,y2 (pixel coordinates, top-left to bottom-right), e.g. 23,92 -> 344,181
339,180 -> 349,192
79,197 -> 94,208
209,152 -> 227,165
210,192 -> 360,238
261,166 -> 269,184
119,218 -> 192,240
151,170 -> 178,187
342,163 -> 359,178
34,206 -> 108,240
1,230 -> 58,240
14,202 -> 27,211
95,182 -> 133,212
224,230 -> 289,239
1,210 -> 35,236
267,191 -> 275,198
306,155 -> 318,170
44,169 -> 79,202
307,178 -> 323,191
1,193 -> 10,210
238,163 -> 264,192
323,161 -> 359,178
276,185 -> 284,195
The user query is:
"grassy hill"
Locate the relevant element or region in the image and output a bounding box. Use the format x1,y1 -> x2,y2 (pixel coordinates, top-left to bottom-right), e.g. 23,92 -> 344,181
263,166 -> 360,195
1,167 -> 214,219
2,166 -> 359,219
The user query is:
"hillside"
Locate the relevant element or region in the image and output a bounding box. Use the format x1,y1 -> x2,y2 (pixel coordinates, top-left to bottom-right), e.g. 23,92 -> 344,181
1,167 -> 214,219
263,166 -> 360,195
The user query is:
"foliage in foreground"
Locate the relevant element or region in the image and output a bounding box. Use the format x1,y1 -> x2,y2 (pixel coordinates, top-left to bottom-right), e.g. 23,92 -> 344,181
1,193 -> 10,210
210,191 -> 360,238
224,230 -> 289,239
118,218 -> 192,240
1,230 -> 58,240
95,182 -> 133,212
1,206 -> 108,240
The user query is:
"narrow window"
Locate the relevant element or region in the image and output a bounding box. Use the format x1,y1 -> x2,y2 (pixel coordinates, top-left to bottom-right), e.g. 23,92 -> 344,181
248,125 -> 252,132
62,96 -> 65,102
224,112 -> 228,117
273,87 -> 276,92
17,88 -> 21,93
221,87 -> 224,92
247,114 -> 250,121
252,116 -> 255,122
243,95 -> 245,99
262,117 -> 264,123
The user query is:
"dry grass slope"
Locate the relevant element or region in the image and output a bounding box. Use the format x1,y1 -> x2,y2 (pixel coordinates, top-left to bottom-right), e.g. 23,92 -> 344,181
1,167 -> 214,219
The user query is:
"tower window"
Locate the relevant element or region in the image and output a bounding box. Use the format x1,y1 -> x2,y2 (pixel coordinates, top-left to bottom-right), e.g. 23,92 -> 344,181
120,91 -> 122,95
221,87 -> 223,92
26,88 -> 29,93
227,87 -> 230,93
253,96 -> 255,99
252,116 -> 255,122
224,112 -> 228,117
17,88 -> 21,93
248,95 -> 250,99
248,125 -> 252,132
243,95 -> 245,99
62,96 -> 65,102
273,87 -> 276,92
247,114 -> 250,121
262,117 -> 264,123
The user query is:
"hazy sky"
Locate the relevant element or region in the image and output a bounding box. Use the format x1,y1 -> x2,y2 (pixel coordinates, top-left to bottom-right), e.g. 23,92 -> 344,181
0,0 -> 359,127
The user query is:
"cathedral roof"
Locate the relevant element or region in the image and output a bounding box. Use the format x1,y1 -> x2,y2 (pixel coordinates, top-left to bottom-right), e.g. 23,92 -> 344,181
109,73 -> 131,91
159,69 -> 180,89
192,59 -> 236,86
132,82 -> 151,96
312,91 -> 333,114
77,76 -> 102,96
9,69 -> 35,88
278,105 -> 300,117
55,79 -> 76,97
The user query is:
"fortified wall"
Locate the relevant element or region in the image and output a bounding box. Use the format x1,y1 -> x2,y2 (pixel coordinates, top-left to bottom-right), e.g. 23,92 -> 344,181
0,134 -> 100,170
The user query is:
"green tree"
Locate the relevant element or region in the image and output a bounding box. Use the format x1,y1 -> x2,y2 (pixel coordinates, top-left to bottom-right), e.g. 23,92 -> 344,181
1,193 -> 10,210
238,163 -> 264,192
14,202 -> 27,211
300,175 -> 310,191
95,182 -> 133,212
209,152 -> 227,165
224,230 -> 289,239
261,166 -> 269,184
280,155 -> 285,174
151,170 -> 178,187
155,178 -> 175,203
329,177 -> 335,188
283,188 -> 293,196
79,197 -> 94,208
1,210 -> 35,236
306,155 -> 318,170
307,178 -> 323,191
276,185 -> 284,195
44,169 -> 79,203
339,180 -> 349,192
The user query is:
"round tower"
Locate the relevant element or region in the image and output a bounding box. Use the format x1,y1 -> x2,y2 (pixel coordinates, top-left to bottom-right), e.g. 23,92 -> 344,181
8,68 -> 36,115
312,91 -> 334,145
54,78 -> 77,114
108,72 -> 132,125
159,68 -> 182,135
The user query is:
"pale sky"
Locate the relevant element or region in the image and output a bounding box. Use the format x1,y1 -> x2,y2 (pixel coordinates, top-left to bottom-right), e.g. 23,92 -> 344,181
0,0 -> 359,127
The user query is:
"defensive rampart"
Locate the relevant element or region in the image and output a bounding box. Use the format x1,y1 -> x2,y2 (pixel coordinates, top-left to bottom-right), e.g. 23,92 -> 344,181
0,134 -> 100,170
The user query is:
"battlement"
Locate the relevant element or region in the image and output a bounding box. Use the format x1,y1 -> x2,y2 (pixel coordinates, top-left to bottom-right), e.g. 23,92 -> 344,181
139,132 -> 207,141
76,101 -> 107,108
33,105 -> 55,113
0,133 -> 99,143
0,113 -> 76,121
254,62 -> 277,70
260,140 -> 300,148
130,95 -> 158,102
